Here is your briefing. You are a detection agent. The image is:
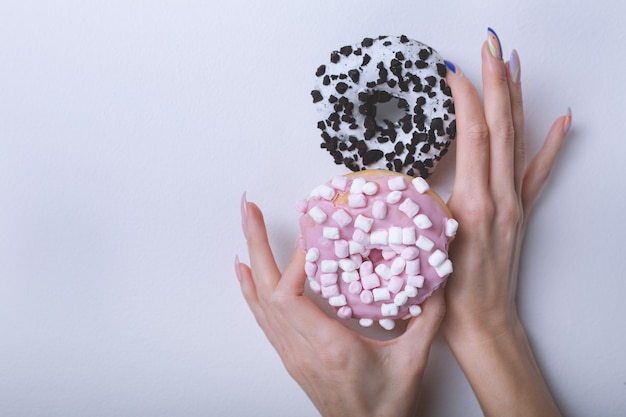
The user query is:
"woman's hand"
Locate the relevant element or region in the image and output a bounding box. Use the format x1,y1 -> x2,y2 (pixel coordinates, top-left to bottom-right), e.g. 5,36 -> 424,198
236,195 -> 446,417
442,29 -> 567,416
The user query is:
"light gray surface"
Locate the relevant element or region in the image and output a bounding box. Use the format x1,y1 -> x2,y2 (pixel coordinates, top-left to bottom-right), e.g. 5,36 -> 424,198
1,1 -> 625,416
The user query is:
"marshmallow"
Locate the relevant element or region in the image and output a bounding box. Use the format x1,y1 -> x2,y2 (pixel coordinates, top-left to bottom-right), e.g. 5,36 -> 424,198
412,177 -> 430,193
337,306 -> 352,319
350,177 -> 366,193
404,285 -> 418,297
446,218 -> 459,237
328,295 -> 347,307
331,175 -> 349,191
332,209 -> 352,227
407,275 -> 425,288
372,201 -> 387,219
394,291 -> 409,306
373,288 -> 391,301
342,270 -> 360,283
305,262 -> 317,277
386,190 -> 402,204
348,193 -> 367,208
405,259 -> 420,275
320,273 -> 338,287
323,227 -> 340,240
308,205 -> 327,224
388,276 -> 404,294
317,184 -> 335,200
409,304 -> 422,317
334,240 -> 349,258
416,235 -> 434,251
352,228 -> 370,245
338,258 -> 356,272
362,181 -> 379,195
359,318 -> 374,327
434,259 -> 453,277
349,240 -> 365,255
307,278 -> 321,294
306,247 -> 320,262
382,250 -> 397,260
321,284 -> 339,298
413,214 -> 433,229
428,249 -> 446,267
370,230 -> 388,245
400,246 -> 419,260
348,281 -> 363,294
321,260 -> 338,273
379,318 -> 396,330
389,227 -> 403,245
354,214 -> 374,232
359,260 -> 373,276
402,227 -> 416,245
399,198 -> 420,218
360,290 -> 374,304
388,176 -> 408,191
374,264 -> 392,280
390,258 -> 406,275
381,303 -> 399,317
361,273 -> 380,290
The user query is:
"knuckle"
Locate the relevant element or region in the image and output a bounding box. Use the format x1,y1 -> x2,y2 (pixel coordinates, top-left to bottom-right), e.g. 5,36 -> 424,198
465,122 -> 490,144
494,121 -> 516,142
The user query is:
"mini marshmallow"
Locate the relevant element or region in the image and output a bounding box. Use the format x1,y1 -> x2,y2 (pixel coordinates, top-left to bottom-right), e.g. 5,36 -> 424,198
402,227 -> 416,245
332,209 -> 352,227
394,291 -> 409,306
413,214 -> 433,229
337,306 -> 352,319
416,235 -> 435,251
428,250 -> 446,267
399,198 -> 420,218
361,273 -> 380,290
382,250 -> 397,260
359,318 -> 374,327
401,246 -> 420,260
404,285 -> 418,297
412,177 -> 430,193
349,240 -> 365,255
388,176 -> 408,191
379,318 -> 396,330
409,304 -> 422,317
372,200 -> 387,219
350,254 -> 363,268
407,275 -> 425,288
338,258 -> 356,272
434,259 -> 453,277
308,205 -> 327,224
348,281 -> 362,294
348,193 -> 367,208
374,264 -> 392,280
320,273 -> 338,287
331,175 -> 349,191
446,218 -> 459,237
342,270 -> 360,283
307,278 -> 321,294
359,260 -> 374,276
381,303 -> 399,317
362,181 -> 379,195
350,177 -> 366,193
354,214 -> 374,233
328,294 -> 347,307
323,227 -> 340,240
387,190 -> 402,204
390,258 -> 406,275
321,284 -> 339,298
405,259 -> 420,275
373,288 -> 391,302
334,240 -> 349,258
389,227 -> 403,245
305,262 -> 317,277
306,248 -> 320,262
321,260 -> 338,273
352,228 -> 370,245
317,184 -> 335,200
370,230 -> 389,245
388,276 -> 404,293
360,290 -> 374,304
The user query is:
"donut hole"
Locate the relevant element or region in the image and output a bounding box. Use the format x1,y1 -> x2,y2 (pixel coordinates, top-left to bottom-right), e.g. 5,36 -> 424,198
375,96 -> 408,124
365,248 -> 384,264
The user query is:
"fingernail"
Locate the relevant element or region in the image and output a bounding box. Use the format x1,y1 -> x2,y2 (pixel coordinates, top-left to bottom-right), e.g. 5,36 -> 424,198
444,60 -> 464,77
509,49 -> 521,84
234,255 -> 243,282
563,107 -> 573,135
240,192 -> 249,239
487,27 -> 503,59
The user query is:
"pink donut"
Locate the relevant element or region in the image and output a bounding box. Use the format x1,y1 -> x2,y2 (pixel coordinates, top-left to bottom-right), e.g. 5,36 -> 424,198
298,170 -> 457,330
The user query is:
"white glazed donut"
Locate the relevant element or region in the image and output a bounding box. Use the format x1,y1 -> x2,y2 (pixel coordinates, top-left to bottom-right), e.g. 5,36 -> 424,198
311,36 -> 456,178
298,170 -> 457,330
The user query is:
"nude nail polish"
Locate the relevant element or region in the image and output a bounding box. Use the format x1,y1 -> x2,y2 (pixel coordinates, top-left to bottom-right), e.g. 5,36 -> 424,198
240,192 -> 248,239
563,108 -> 573,135
487,27 -> 503,59
234,255 -> 243,282
509,49 -> 521,84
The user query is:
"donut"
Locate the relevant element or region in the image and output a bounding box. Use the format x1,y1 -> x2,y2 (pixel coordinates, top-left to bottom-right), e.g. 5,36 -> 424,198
311,35 -> 456,178
297,170 -> 457,330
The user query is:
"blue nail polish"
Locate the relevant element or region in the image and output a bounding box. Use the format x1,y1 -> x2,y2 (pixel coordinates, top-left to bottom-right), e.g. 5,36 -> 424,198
444,60 -> 463,76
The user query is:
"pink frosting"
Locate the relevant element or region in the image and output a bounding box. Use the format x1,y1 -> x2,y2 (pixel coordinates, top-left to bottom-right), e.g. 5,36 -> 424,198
299,172 -> 456,326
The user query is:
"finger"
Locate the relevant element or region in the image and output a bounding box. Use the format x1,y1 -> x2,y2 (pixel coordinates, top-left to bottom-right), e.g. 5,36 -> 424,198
445,60 -> 490,194
482,33 -> 516,195
396,288 -> 446,354
506,49 -> 526,193
275,244 -> 308,297
244,201 -> 282,295
521,109 -> 571,216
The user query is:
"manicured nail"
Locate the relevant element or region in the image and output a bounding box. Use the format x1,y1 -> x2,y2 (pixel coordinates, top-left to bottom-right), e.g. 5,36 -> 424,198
234,255 -> 243,282
444,60 -> 464,76
487,27 -> 503,59
563,107 -> 572,135
240,192 -> 248,239
509,49 -> 521,84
